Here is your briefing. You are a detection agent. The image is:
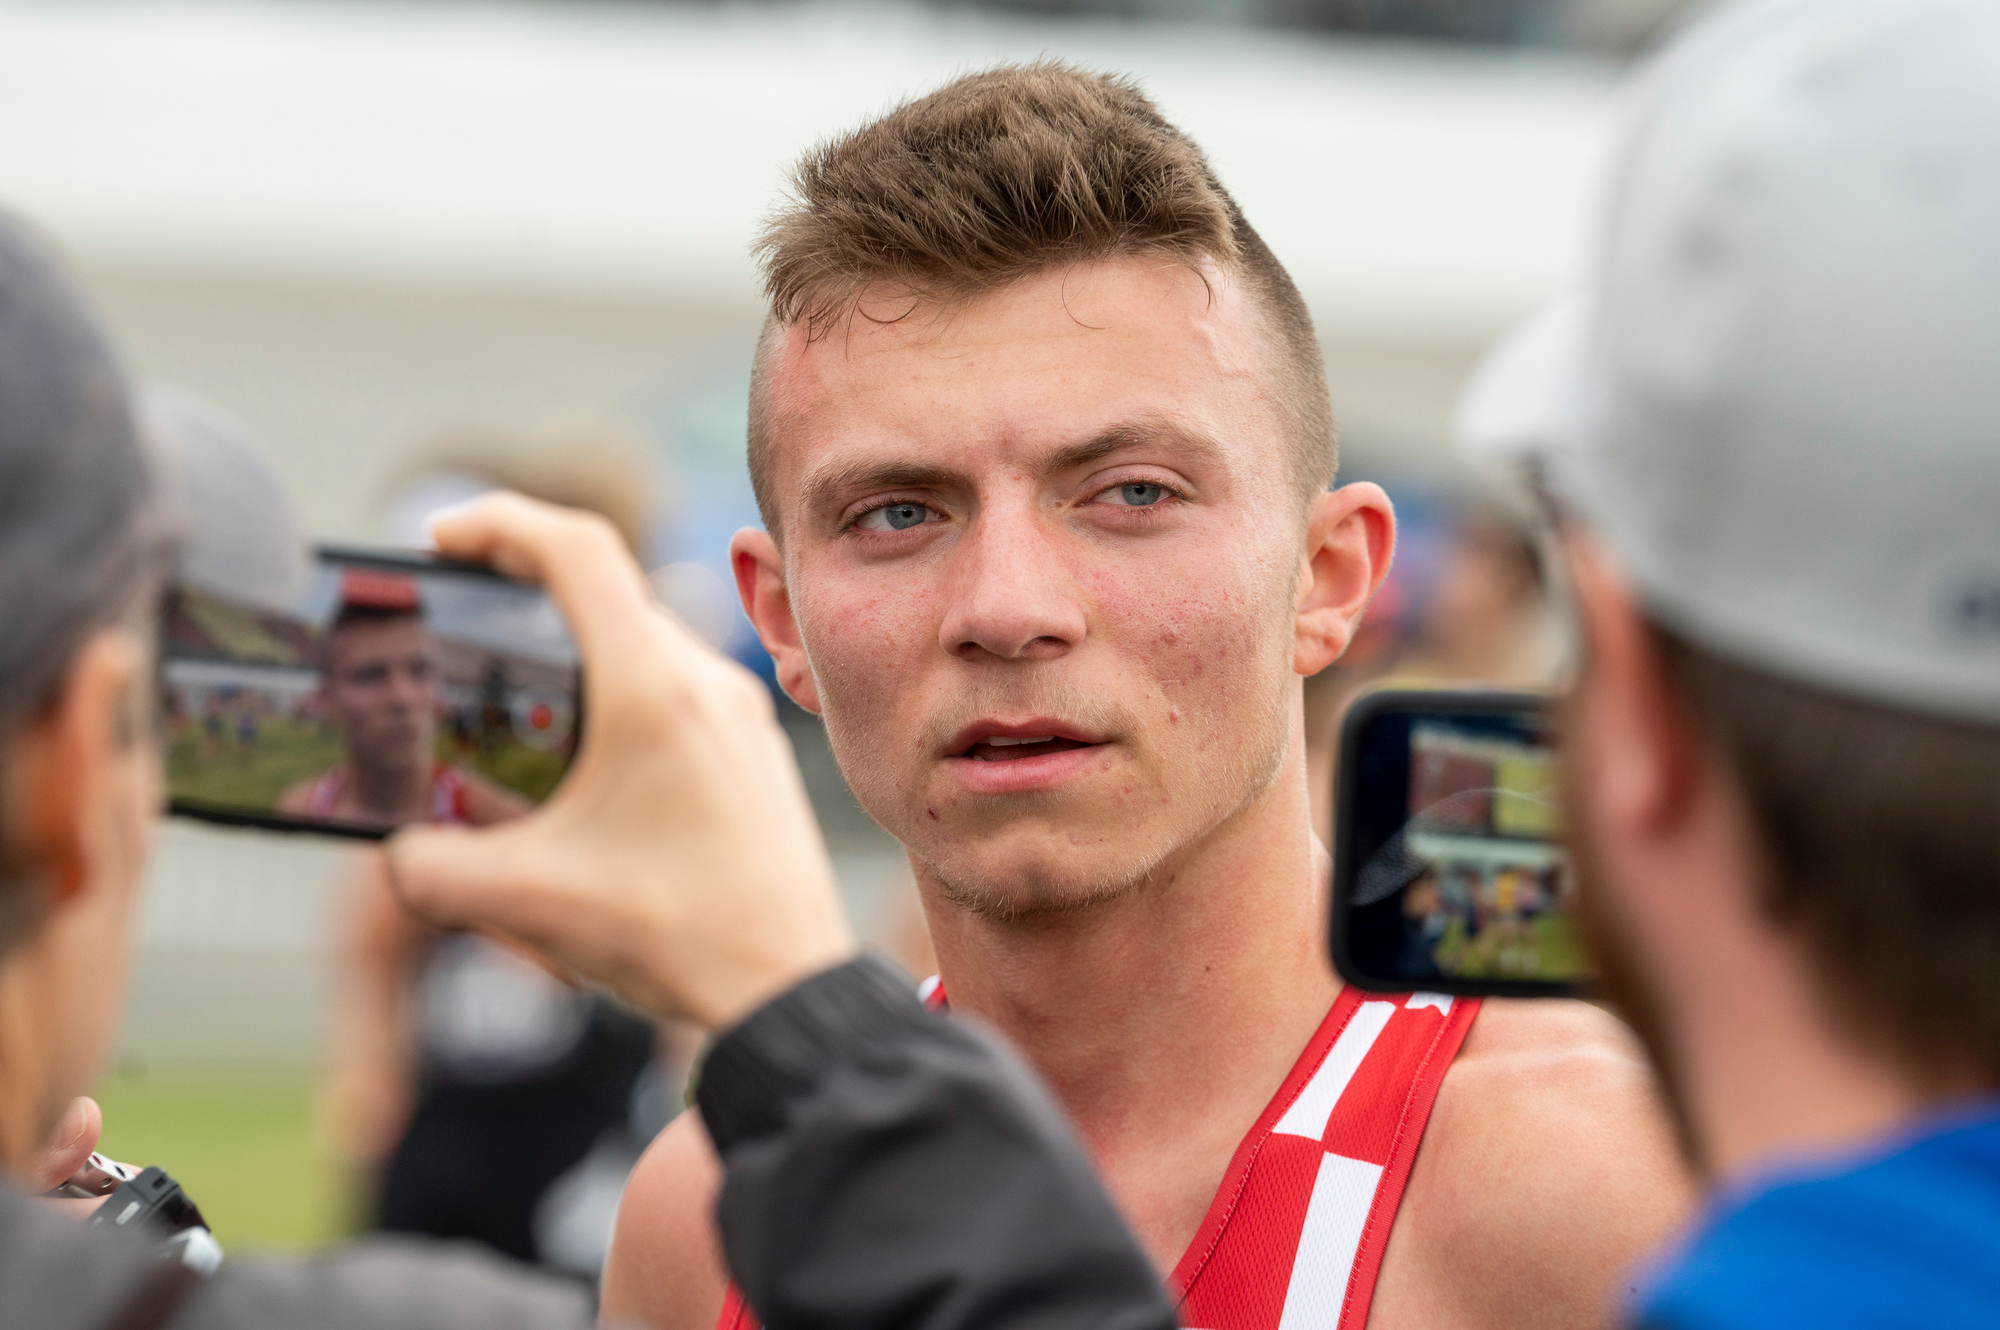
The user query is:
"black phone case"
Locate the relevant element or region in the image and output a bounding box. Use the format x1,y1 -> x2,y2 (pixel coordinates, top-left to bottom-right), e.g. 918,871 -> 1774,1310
1328,686 -> 1583,999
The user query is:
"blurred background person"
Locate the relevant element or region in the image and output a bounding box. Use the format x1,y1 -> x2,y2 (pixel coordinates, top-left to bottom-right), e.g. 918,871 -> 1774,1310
323,428 -> 697,1284
1390,498 -> 1556,685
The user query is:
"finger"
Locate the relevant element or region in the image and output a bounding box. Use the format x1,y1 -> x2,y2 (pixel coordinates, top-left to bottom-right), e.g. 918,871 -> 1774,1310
384,821 -> 562,946
388,821 -> 665,1015
30,1096 -> 102,1192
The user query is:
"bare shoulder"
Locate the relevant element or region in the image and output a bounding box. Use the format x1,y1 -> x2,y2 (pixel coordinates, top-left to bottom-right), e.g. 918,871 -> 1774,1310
1436,999 -> 1690,1186
1448,993 -> 1658,1083
602,1110 -> 730,1330
1372,1000 -> 1697,1330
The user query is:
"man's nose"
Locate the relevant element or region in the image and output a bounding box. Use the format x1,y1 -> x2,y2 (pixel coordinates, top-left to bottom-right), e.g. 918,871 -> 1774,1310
937,507 -> 1087,662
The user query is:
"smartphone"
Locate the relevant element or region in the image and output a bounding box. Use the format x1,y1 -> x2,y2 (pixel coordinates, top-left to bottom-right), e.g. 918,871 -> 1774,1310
1330,688 -> 1591,998
162,546 -> 579,839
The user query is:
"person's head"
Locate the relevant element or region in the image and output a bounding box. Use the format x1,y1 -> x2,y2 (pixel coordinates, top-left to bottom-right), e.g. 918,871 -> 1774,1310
730,64 -> 1392,918
0,217 -> 167,1167
1465,0 -> 2000,1173
1566,556 -> 2000,1171
1415,506 -> 1544,677
323,577 -> 437,780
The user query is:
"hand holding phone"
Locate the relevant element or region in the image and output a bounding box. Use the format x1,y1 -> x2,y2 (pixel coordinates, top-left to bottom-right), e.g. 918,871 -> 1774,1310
382,495 -> 857,1031
1330,688 -> 1593,998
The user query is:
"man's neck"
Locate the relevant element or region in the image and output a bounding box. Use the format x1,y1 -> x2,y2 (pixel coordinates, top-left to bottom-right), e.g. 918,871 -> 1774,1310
0,953 -> 61,1176
351,759 -> 430,821
920,753 -> 1339,1154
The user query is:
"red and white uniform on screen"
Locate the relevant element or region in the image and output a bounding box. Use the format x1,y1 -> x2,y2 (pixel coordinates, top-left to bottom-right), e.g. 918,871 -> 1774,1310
717,984 -> 1480,1330
303,762 -> 472,824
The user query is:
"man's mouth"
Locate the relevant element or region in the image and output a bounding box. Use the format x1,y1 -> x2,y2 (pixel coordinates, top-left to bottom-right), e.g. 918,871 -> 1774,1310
948,721 -> 1108,763
963,735 -> 1094,762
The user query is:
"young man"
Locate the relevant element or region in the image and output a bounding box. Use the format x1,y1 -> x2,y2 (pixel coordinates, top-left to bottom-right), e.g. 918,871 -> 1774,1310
278,573 -> 526,827
1459,0 -> 2000,1320
605,65 -> 1691,1330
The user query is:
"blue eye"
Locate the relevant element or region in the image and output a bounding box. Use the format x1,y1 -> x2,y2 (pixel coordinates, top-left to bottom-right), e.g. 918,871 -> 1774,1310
1113,482 -> 1166,507
859,501 -> 937,532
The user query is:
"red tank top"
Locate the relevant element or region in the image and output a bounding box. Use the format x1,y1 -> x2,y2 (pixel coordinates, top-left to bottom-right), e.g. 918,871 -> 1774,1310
304,762 -> 472,824
716,984 -> 1480,1330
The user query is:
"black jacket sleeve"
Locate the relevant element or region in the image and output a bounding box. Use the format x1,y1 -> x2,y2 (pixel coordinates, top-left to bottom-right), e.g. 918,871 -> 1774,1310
697,955 -> 1178,1330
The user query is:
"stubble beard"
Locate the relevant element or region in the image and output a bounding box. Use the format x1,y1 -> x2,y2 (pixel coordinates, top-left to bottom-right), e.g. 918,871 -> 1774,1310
919,820 -> 1182,922
839,665 -> 1297,926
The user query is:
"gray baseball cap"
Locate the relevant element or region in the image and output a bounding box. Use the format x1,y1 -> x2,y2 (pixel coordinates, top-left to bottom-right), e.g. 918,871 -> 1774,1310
0,211 -> 157,725
1457,0 -> 2000,722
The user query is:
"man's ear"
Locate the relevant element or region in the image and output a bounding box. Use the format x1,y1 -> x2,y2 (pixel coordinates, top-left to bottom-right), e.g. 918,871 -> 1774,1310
730,528 -> 821,714
7,632 -> 145,912
1294,482 -> 1396,676
1564,532 -> 1704,837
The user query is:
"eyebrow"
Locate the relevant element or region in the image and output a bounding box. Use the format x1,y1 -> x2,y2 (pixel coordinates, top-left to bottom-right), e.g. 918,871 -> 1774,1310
798,415 -> 1225,513
1043,417 -> 1225,475
799,460 -> 966,513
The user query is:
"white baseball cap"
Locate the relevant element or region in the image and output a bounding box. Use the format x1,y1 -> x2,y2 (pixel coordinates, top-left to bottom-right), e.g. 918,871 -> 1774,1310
1458,0 -> 2000,722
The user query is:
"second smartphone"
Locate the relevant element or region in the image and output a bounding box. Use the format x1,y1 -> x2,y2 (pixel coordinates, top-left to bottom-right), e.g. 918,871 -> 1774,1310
1330,687 -> 1592,999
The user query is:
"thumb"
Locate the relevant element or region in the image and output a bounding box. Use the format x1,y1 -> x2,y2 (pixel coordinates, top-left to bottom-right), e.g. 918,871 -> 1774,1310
384,822 -> 536,936
31,1096 -> 102,1192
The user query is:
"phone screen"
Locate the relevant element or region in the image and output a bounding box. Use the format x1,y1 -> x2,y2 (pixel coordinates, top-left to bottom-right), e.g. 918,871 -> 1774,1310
1331,690 -> 1591,997
162,548 -> 578,838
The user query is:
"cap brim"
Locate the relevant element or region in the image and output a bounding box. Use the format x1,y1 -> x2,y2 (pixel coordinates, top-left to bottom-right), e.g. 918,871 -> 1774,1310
140,387 -> 307,611
1452,292 -> 1595,466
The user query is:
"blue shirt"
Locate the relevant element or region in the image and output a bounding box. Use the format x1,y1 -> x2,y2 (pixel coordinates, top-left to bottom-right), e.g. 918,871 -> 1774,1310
1638,1103 -> 2000,1328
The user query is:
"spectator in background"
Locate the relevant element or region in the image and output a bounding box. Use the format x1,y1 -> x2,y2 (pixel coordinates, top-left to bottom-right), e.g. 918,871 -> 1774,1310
324,431 -> 693,1282
1392,501 -> 1557,686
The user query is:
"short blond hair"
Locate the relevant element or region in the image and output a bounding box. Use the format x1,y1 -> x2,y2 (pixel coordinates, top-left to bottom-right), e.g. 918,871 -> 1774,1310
747,62 -> 1336,531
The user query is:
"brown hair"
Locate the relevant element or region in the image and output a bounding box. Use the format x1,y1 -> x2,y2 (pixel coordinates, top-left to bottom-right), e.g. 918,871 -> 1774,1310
746,62 -> 1335,532
1660,629 -> 2000,1089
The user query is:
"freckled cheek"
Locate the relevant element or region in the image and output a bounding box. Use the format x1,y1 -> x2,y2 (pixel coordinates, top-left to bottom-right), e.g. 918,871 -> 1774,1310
1092,563 -> 1282,750
796,584 -> 947,782
1121,586 -> 1246,700
802,584 -> 927,670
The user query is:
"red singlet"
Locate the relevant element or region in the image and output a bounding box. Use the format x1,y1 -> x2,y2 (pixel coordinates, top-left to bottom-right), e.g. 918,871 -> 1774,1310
303,762 -> 472,825
717,984 -> 1480,1330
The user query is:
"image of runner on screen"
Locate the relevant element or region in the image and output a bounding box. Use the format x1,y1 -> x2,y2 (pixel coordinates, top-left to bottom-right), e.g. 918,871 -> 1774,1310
279,570 -> 530,828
